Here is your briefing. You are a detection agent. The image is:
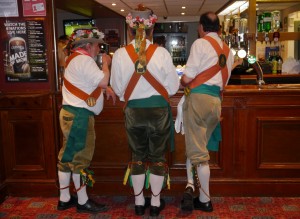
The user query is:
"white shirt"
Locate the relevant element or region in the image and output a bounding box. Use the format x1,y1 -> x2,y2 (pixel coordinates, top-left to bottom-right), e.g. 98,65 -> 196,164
183,32 -> 234,90
62,52 -> 104,115
110,39 -> 179,101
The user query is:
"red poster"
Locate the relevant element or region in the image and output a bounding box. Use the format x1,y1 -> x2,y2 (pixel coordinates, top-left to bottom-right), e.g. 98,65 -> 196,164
22,0 -> 46,17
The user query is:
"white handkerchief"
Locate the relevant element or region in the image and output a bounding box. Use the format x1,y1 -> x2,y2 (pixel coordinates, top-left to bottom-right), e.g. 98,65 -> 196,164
175,95 -> 185,135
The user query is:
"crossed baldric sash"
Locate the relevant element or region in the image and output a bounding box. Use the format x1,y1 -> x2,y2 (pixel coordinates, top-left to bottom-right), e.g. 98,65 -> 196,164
63,36 -> 230,109
184,35 -> 230,96
63,52 -> 102,107
123,43 -> 169,107
60,36 -> 230,163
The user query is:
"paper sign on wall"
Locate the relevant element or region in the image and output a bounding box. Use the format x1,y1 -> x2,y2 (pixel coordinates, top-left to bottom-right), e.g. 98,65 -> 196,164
0,0 -> 19,17
22,0 -> 46,17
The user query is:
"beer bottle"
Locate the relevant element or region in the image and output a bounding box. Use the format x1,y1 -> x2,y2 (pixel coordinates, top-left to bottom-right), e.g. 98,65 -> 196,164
268,51 -> 273,64
277,51 -> 283,74
263,12 -> 272,32
272,51 -> 278,74
257,12 -> 264,32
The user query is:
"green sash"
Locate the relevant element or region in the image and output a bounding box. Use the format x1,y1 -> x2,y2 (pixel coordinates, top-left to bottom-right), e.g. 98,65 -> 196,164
127,95 -> 175,151
61,105 -> 94,162
191,84 -> 222,151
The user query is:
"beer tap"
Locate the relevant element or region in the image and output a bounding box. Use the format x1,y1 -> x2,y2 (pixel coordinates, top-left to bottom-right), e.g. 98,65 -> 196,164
248,55 -> 265,86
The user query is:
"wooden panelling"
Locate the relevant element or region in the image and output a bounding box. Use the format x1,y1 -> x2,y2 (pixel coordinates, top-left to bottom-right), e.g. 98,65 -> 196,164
258,118 -> 300,167
2,110 -> 53,179
70,90 -> 300,196
0,93 -> 57,196
211,108 -> 235,176
0,112 -> 7,202
84,89 -> 300,196
93,122 -> 130,167
1,88 -> 300,197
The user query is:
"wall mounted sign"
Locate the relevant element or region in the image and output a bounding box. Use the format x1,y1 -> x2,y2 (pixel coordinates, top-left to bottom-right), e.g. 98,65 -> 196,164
0,0 -> 19,17
3,19 -> 48,82
22,0 -> 46,17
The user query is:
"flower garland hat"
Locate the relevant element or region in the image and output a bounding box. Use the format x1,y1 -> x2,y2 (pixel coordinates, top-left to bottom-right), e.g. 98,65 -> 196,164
126,4 -> 157,70
126,4 -> 157,30
70,27 -> 105,45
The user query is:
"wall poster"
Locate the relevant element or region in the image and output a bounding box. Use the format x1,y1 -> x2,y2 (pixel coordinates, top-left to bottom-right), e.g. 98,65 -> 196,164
22,0 -> 46,17
0,0 -> 19,17
2,19 -> 48,82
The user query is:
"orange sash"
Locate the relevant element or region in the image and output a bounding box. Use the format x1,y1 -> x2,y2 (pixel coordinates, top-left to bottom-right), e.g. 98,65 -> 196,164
124,44 -> 169,107
187,36 -> 230,91
63,52 -> 102,107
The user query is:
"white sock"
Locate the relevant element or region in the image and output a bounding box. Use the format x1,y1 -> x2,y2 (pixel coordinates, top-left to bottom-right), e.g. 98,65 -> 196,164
58,171 -> 71,202
149,174 -> 164,207
72,173 -> 88,205
131,174 -> 145,206
186,158 -> 195,191
196,164 -> 211,203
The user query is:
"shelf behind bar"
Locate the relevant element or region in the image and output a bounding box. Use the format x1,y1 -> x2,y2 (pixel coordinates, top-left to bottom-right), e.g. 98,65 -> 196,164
246,32 -> 300,42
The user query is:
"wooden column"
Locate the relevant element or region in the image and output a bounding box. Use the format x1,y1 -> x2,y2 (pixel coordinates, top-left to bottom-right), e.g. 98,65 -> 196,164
248,0 -> 257,56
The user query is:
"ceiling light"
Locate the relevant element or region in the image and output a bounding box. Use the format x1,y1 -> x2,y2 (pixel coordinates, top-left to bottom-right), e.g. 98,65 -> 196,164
112,3 -> 116,6
239,2 -> 249,13
218,1 -> 249,16
182,6 -> 186,9
181,12 -> 185,15
120,9 -> 124,12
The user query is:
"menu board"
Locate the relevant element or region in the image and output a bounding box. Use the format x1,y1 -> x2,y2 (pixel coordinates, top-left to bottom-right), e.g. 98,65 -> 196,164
3,19 -> 47,82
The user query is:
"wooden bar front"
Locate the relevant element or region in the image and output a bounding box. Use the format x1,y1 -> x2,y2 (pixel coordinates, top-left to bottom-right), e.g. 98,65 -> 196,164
1,85 -> 300,198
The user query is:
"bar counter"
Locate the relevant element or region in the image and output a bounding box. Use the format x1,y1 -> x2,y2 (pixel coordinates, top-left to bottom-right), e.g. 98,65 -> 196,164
1,84 -> 300,197
89,84 -> 300,196
229,73 -> 300,85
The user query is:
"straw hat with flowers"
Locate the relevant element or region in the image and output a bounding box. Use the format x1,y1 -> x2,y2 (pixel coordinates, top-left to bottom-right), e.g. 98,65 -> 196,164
126,4 -> 157,70
70,27 -> 105,45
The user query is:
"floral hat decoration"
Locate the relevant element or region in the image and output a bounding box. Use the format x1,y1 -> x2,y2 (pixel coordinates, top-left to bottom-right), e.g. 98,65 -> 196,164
126,4 -> 157,30
126,4 -> 158,73
70,27 -> 105,45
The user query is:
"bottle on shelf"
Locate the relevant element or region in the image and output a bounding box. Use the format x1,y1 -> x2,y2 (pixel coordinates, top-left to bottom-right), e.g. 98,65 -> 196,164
276,51 -> 283,74
272,51 -> 278,74
268,51 -> 273,64
160,23 -> 165,32
271,10 -> 281,32
263,12 -> 272,32
182,47 -> 186,59
257,12 -> 264,32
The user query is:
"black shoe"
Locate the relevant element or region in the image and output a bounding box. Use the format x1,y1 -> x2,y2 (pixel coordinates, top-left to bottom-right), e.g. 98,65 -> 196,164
180,186 -> 194,211
150,199 -> 165,217
77,199 -> 108,214
135,197 -> 151,216
193,197 -> 213,212
57,195 -> 77,210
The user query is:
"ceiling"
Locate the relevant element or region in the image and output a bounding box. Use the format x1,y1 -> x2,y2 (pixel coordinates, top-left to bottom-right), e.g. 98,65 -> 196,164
255,1 -> 300,12
94,0 -> 229,21
55,0 -> 231,22
55,0 -> 300,22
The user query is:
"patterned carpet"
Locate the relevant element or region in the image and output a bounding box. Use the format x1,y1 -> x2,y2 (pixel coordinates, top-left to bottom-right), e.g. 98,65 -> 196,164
0,195 -> 299,219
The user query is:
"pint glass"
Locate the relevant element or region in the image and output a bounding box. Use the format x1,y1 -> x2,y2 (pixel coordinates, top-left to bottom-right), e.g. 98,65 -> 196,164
9,37 -> 29,73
